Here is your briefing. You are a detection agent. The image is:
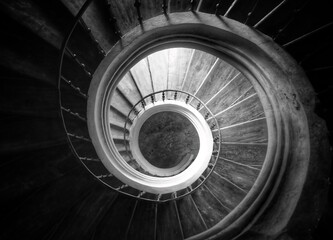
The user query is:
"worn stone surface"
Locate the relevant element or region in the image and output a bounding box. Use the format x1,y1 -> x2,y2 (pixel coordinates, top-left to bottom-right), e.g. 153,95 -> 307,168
177,195 -> 207,238
191,185 -> 230,228
182,50 -> 217,95
220,143 -> 267,168
168,48 -> 193,93
108,0 -> 136,34
220,118 -> 268,143
117,72 -> 143,105
109,106 -> 128,127
156,201 -> 183,240
93,195 -> 137,240
216,94 -> 265,128
130,58 -> 154,97
195,59 -> 240,103
215,159 -> 260,192
206,171 -> 246,210
139,111 -> 199,168
148,49 -> 169,93
110,88 -> 133,116
206,76 -> 252,116
127,200 -> 156,239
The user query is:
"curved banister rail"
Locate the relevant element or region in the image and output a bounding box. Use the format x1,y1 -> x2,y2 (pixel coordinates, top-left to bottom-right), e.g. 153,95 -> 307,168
123,89 -> 221,178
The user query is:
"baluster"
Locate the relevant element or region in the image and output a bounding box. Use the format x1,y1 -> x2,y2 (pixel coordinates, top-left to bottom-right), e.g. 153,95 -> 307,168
79,157 -> 100,162
137,191 -> 145,198
107,2 -> 122,37
215,0 -> 223,15
157,194 -> 162,201
174,91 -> 178,100
174,201 -> 184,239
214,136 -> 220,142
273,1 -> 310,40
151,94 -> 155,103
141,100 -> 146,109
162,91 -> 165,101
187,185 -> 193,192
124,131 -> 130,141
204,113 -> 210,120
96,173 -> 113,179
196,102 -> 201,110
110,16 -> 122,37
210,122 -> 216,130
65,48 -> 92,77
134,0 -> 143,24
254,0 -> 288,28
115,184 -> 128,191
61,76 -> 87,99
283,22 -> 333,47
172,192 -> 177,199
61,107 -> 87,122
162,0 -> 168,14
185,94 -> 190,104
244,0 -> 260,24
67,133 -> 91,142
189,0 -> 196,12
79,19 -> 106,56
224,0 -> 240,17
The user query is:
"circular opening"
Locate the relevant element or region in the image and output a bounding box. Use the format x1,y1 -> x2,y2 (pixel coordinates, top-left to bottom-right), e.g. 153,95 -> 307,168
128,100 -> 214,179
138,111 -> 200,169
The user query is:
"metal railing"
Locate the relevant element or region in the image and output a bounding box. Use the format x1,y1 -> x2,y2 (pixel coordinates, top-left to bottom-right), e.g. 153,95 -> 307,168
118,89 -> 221,201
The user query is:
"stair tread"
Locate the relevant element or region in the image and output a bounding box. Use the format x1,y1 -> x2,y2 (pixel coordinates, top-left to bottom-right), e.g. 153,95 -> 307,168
47,187 -> 118,240
117,73 -> 143,107
205,74 -> 252,115
219,118 -> 268,143
191,186 -> 230,228
182,50 -> 217,95
0,144 -> 76,207
127,200 -> 156,240
215,159 -> 260,192
93,194 -> 137,240
1,168 -> 96,240
131,58 -> 154,97
108,0 -> 137,34
110,89 -> 133,117
111,127 -> 128,141
168,48 -> 193,92
205,171 -> 247,210
148,50 -> 168,94
195,59 -> 240,103
156,201 -> 183,240
109,107 -> 128,128
220,143 -> 266,168
169,0 -> 197,12
177,195 -> 207,238
215,94 -> 265,129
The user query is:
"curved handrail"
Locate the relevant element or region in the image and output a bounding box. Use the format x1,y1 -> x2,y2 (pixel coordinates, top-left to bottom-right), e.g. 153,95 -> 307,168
57,0 -> 96,173
119,89 -> 221,201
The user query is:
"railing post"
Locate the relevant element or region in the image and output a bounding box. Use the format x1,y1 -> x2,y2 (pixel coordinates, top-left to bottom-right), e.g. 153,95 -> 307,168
162,0 -> 168,15
134,0 -> 143,24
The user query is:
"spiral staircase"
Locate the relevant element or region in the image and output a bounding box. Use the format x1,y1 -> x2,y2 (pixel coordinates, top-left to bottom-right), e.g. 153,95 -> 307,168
0,0 -> 332,239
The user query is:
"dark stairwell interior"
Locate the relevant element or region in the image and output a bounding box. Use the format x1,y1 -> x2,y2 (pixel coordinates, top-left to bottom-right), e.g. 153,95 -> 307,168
0,0 -> 332,239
